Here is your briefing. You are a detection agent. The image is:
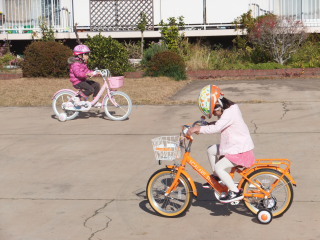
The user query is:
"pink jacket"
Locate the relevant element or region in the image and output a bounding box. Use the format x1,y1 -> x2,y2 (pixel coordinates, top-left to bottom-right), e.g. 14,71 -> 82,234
199,104 -> 254,155
68,57 -> 94,86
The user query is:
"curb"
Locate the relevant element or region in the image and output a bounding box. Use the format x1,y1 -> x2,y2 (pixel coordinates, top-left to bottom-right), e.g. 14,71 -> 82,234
0,73 -> 23,80
125,68 -> 320,79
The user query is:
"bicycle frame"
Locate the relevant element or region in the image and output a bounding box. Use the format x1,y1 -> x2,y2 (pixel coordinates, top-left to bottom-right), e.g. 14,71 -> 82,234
78,74 -> 119,107
165,152 -> 228,197
52,73 -> 118,107
164,139 -> 296,201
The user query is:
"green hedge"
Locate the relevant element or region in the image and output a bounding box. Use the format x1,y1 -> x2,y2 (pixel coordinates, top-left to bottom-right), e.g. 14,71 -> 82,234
22,41 -> 72,77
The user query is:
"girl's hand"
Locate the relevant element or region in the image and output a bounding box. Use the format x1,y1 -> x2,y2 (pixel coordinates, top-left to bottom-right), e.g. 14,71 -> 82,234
187,126 -> 200,136
86,72 -> 94,78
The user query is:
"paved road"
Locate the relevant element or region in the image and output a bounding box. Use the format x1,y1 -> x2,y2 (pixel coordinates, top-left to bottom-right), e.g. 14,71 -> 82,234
0,78 -> 320,240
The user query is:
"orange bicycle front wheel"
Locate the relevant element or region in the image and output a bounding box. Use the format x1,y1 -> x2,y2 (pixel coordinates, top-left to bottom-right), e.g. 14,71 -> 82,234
146,168 -> 193,217
241,169 -> 294,217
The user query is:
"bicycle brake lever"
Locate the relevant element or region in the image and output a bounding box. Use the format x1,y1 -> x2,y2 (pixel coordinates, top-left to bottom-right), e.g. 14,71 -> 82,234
182,125 -> 193,140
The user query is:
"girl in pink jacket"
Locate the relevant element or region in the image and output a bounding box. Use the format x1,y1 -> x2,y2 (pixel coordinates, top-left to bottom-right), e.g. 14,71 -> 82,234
68,44 -> 101,107
187,85 -> 255,203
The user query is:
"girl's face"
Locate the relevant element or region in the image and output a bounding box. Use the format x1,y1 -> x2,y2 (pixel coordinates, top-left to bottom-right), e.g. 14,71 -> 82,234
213,104 -> 223,117
82,53 -> 89,63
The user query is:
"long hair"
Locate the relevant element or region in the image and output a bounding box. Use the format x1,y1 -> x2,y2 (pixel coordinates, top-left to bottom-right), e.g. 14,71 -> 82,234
220,97 -> 235,110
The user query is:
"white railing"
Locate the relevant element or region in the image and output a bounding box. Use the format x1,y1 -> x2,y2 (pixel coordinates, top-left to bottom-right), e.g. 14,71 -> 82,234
0,0 -> 72,34
250,0 -> 320,27
0,0 -> 320,35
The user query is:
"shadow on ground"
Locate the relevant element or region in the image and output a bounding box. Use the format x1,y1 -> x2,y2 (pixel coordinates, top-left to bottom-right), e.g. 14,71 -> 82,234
138,181 -> 255,219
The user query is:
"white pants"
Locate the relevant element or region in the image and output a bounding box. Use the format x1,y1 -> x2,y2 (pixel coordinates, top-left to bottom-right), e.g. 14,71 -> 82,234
207,144 -> 238,192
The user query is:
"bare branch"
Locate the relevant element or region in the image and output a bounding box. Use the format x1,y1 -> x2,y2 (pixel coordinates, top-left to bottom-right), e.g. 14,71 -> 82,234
73,23 -> 82,45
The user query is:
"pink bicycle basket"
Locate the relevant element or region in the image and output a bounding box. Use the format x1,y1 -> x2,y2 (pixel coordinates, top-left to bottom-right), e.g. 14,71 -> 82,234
108,76 -> 124,89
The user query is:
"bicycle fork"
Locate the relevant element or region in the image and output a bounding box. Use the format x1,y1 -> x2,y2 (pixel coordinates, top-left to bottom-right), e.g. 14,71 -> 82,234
165,167 -> 184,197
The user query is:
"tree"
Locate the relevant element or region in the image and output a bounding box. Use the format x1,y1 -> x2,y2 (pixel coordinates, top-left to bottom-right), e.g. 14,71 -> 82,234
137,12 -> 148,58
248,16 -> 308,65
233,10 -> 257,49
85,34 -> 130,76
39,17 -> 55,42
159,16 -> 185,51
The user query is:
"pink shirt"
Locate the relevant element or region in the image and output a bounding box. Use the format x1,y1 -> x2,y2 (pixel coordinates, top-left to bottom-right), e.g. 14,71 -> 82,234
199,104 -> 254,155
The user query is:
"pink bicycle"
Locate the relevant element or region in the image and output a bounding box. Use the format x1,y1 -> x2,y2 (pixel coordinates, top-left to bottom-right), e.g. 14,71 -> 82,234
52,69 -> 132,121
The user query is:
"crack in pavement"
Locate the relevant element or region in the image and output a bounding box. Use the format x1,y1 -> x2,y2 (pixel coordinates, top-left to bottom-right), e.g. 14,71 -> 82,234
281,102 -> 289,120
84,199 -> 114,240
250,120 -> 258,134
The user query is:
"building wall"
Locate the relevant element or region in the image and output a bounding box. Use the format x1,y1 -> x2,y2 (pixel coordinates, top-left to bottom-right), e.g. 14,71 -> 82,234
73,0 -> 90,27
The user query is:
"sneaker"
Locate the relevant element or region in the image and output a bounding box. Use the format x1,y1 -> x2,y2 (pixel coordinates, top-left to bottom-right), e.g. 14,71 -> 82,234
72,96 -> 80,103
219,189 -> 244,203
93,102 -> 102,108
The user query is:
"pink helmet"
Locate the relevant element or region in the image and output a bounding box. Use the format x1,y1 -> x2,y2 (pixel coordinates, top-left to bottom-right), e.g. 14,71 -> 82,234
73,44 -> 91,56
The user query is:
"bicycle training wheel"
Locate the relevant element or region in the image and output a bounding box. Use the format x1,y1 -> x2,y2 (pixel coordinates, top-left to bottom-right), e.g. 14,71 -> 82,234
52,91 -> 79,121
104,91 -> 132,121
146,168 -> 193,217
241,169 -> 293,217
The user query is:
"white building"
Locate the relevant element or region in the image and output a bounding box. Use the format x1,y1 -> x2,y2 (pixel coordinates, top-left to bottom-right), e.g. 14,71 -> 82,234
0,0 -> 320,40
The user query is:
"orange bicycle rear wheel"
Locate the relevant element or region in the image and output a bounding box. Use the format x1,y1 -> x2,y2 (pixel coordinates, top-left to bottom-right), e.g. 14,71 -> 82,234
241,169 -> 293,217
146,168 -> 193,217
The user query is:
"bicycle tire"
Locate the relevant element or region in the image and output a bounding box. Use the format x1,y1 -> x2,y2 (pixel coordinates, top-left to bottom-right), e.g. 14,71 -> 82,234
241,168 -> 294,217
146,168 -> 193,217
52,91 -> 79,121
103,91 -> 132,121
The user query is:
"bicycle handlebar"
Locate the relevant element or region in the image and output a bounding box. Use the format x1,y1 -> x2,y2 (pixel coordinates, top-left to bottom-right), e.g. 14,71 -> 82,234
93,68 -> 111,78
182,117 -> 209,141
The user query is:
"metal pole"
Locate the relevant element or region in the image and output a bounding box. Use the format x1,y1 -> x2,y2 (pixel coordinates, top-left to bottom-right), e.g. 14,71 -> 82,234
160,0 -> 161,21
301,0 -> 303,20
72,0 -> 74,30
203,0 -> 206,25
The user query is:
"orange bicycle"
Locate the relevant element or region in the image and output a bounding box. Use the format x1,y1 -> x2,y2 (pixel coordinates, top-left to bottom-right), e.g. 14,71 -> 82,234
146,119 -> 296,224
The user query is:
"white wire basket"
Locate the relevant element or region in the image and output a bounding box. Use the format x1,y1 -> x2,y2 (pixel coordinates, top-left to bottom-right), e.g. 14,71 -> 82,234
151,136 -> 181,162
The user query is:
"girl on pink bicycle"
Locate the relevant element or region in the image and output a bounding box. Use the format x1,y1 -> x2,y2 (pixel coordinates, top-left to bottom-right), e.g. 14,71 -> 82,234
68,44 -> 101,107
187,85 -> 256,203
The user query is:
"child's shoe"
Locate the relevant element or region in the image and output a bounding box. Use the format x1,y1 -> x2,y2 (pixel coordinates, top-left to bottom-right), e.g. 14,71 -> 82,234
72,96 -> 80,103
72,97 -> 81,107
219,189 -> 244,203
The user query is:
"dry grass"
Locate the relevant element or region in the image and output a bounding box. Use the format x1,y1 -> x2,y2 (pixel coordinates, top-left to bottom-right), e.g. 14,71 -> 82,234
186,43 -> 212,70
0,76 -> 191,106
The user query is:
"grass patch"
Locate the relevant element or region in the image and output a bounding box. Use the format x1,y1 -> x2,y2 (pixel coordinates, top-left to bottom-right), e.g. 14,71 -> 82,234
0,76 -> 190,106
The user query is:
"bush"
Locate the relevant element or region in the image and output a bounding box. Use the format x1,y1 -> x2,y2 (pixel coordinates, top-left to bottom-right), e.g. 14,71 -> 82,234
145,51 -> 187,80
124,41 -> 142,59
85,34 -> 130,76
22,41 -> 72,77
248,62 -> 286,69
209,48 -> 247,70
0,53 -> 15,67
142,42 -> 168,66
289,41 -> 320,68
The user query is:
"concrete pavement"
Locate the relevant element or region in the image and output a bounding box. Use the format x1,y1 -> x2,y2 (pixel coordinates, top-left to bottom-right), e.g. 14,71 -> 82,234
0,78 -> 320,240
